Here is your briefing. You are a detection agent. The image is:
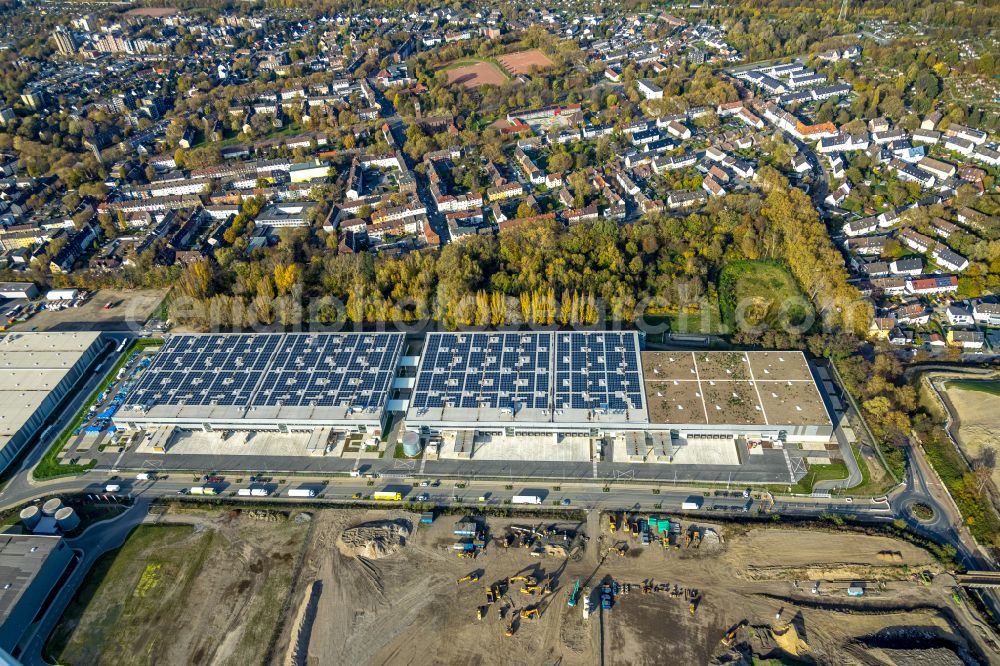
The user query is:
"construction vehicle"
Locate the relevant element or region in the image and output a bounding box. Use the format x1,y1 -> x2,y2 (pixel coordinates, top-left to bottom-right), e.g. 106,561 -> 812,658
505,620 -> 515,637
486,586 -> 496,604
763,490 -> 775,513
622,514 -> 630,533
476,607 -> 484,620
568,580 -> 582,607
612,542 -> 627,557
609,514 -> 617,532
509,575 -> 537,586
720,621 -> 747,647
520,585 -> 538,595
540,577 -> 552,595
457,573 -> 480,585
493,583 -> 504,600
684,532 -> 692,548
520,607 -> 540,620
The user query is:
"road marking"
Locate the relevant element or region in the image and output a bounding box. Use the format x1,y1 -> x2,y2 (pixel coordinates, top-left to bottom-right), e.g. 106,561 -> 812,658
592,457 -> 599,479
782,449 -> 796,484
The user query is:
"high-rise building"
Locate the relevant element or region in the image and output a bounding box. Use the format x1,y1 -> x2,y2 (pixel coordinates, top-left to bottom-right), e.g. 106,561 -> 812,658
52,27 -> 77,56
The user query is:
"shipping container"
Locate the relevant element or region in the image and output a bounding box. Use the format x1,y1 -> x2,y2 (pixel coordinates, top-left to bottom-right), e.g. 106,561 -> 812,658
287,488 -> 317,498
373,491 -> 402,501
512,495 -> 542,505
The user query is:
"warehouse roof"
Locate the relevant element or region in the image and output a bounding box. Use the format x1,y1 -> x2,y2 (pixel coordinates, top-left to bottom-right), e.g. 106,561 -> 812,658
641,351 -> 831,427
0,332 -> 104,447
117,333 -> 404,425
0,534 -> 64,625
407,331 -> 648,426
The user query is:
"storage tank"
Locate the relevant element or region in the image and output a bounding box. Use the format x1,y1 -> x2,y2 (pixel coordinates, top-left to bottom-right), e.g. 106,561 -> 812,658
41,497 -> 63,516
19,505 -> 40,530
402,431 -> 422,457
55,506 -> 80,532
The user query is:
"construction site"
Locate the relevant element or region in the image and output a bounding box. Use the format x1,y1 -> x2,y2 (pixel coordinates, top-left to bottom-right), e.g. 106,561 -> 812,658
47,505 -> 1000,666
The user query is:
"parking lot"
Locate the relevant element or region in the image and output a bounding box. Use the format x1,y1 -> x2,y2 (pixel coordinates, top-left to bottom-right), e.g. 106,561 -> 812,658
7,288 -> 166,332
61,346 -> 158,465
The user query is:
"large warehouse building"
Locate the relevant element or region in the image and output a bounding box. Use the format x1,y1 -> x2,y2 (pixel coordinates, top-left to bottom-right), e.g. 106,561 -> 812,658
115,332 -> 405,435
0,534 -> 74,658
0,331 -> 108,475
113,330 -> 833,466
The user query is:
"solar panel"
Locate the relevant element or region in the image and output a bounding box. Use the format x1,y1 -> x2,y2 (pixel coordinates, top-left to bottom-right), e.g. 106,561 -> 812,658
119,333 -> 404,417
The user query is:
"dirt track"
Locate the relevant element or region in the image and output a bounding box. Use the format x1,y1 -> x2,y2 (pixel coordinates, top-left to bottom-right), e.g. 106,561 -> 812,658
49,507 -> 1000,665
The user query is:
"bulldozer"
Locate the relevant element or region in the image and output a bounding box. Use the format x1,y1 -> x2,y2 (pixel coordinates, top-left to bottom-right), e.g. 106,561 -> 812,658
457,573 -> 480,585
520,607 -> 540,620
486,586 -> 496,604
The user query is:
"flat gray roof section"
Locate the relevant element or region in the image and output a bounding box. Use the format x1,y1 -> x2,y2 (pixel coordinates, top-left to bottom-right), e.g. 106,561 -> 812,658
407,331 -> 648,427
642,351 -> 832,428
0,534 -> 64,625
0,331 -> 104,447
116,333 -> 404,426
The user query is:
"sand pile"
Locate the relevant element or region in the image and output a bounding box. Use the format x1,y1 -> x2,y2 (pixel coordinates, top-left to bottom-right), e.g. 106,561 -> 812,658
338,521 -> 410,559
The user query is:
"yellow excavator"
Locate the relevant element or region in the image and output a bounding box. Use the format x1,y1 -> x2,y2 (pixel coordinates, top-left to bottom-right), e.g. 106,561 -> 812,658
609,514 -> 617,532
720,621 -> 747,647
520,585 -> 538,595
520,607 -> 540,620
476,606 -> 484,620
509,575 -> 537,586
457,573 -> 479,584
505,620 -> 515,637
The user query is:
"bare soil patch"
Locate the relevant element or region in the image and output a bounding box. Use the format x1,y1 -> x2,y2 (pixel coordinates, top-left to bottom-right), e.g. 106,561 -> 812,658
497,48 -> 555,75
445,61 -> 508,88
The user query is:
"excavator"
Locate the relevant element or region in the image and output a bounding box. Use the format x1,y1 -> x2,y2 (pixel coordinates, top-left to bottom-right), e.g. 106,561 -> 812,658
509,575 -> 537,586
505,620 -> 515,637
622,513 -> 630,533
609,513 -> 617,533
520,607 -> 540,620
457,573 -> 480,585
520,585 -> 538,595
485,586 -> 496,604
720,620 -> 748,647
476,606 -> 485,620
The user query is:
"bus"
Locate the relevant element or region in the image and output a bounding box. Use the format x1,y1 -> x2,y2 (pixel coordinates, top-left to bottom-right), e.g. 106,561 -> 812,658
373,491 -> 403,501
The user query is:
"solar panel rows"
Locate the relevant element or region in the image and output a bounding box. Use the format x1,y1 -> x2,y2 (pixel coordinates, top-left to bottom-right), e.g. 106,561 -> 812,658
410,331 -> 643,416
122,333 -> 403,414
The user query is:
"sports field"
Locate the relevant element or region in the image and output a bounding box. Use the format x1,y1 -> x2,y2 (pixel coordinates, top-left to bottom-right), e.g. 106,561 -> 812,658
497,48 -> 555,75
445,60 -> 509,88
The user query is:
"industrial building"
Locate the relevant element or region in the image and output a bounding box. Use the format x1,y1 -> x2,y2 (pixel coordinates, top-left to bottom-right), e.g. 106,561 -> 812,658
115,332 -> 405,436
0,534 -> 74,658
406,331 -> 647,436
112,331 -> 833,467
0,332 -> 109,475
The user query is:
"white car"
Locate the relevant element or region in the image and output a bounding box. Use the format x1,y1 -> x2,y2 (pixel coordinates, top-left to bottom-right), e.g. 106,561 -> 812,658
417,493 -> 429,502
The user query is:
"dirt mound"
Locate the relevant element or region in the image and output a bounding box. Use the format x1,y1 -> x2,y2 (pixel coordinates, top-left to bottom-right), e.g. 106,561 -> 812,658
338,520 -> 410,559
772,622 -> 809,656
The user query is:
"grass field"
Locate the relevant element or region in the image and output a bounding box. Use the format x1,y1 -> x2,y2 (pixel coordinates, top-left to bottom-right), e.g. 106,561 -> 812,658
719,260 -> 814,334
47,515 -> 308,666
945,379 -> 1000,397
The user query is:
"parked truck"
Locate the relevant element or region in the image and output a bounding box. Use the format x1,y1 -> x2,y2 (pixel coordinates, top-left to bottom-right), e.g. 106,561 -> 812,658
287,488 -> 317,498
135,473 -> 150,481
238,488 -> 270,497
190,486 -> 217,495
373,491 -> 402,501
681,497 -> 703,510
512,495 -> 542,505
105,484 -> 121,492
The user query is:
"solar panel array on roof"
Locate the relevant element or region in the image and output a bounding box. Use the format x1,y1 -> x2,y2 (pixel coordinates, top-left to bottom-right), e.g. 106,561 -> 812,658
121,333 -> 403,415
409,331 -> 644,419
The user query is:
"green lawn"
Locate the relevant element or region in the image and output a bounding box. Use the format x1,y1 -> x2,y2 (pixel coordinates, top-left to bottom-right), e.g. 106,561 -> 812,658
719,260 -> 814,334
944,380 -> 1000,397
33,338 -> 163,480
788,460 -> 850,494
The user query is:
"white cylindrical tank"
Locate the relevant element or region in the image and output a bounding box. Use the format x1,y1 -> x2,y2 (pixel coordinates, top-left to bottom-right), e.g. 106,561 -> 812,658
402,431 -> 422,457
20,505 -> 40,530
41,498 -> 63,516
55,506 -> 80,532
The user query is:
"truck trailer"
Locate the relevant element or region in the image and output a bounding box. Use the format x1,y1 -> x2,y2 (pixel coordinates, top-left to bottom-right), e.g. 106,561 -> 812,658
373,491 -> 402,501
190,486 -> 217,495
287,488 -> 317,498
512,495 -> 542,505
